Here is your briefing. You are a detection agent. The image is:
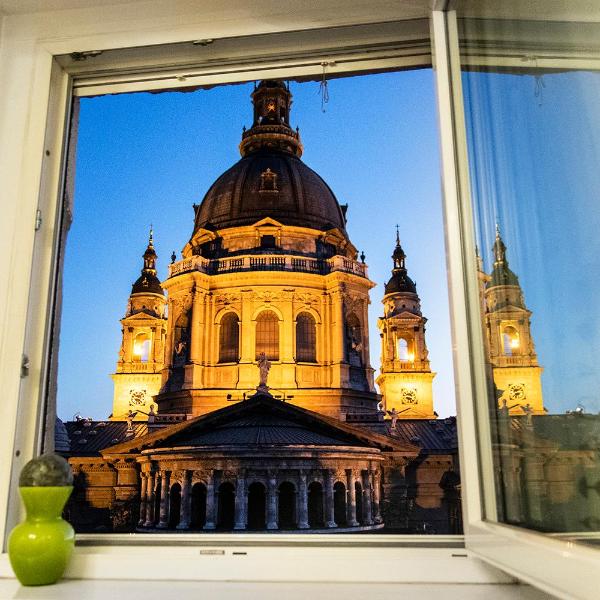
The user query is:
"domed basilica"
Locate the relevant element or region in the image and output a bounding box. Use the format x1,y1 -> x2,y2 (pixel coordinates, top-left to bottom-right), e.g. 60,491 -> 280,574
63,80 -> 544,535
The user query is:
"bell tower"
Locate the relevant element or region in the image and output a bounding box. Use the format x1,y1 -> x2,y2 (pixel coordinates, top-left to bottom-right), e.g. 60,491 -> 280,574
483,226 -> 544,415
376,228 -> 436,419
111,229 -> 167,420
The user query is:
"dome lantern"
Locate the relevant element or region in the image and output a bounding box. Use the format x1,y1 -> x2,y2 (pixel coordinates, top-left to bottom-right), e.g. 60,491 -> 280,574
240,80 -> 303,158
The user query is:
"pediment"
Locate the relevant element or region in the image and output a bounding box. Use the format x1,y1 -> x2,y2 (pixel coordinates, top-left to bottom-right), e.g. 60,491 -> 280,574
388,310 -> 421,321
121,311 -> 164,324
253,217 -> 284,228
101,393 -> 419,456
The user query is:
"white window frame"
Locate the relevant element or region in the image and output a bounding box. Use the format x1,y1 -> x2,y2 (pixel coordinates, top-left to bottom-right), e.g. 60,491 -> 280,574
432,9 -> 600,599
0,2 -> 599,596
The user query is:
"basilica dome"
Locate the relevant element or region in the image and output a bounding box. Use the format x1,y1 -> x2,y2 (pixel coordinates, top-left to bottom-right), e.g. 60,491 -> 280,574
192,80 -> 347,237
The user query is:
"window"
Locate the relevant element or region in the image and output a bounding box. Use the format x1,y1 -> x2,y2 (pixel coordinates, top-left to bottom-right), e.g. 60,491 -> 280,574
219,313 -> 240,363
260,235 -> 276,249
396,337 -> 410,361
501,327 -> 519,356
6,3 -> 600,594
132,333 -> 151,362
255,311 -> 279,360
295,312 -> 316,363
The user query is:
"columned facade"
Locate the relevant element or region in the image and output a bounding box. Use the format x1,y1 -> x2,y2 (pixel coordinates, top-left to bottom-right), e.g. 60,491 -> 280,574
135,452 -> 384,532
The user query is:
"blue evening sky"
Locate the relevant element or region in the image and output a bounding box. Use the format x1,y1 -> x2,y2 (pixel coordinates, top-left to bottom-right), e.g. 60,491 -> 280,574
464,69 -> 600,415
57,69 -> 453,420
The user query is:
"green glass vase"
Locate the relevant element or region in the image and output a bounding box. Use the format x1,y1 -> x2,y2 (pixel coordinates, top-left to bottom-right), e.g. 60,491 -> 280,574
8,486 -> 75,586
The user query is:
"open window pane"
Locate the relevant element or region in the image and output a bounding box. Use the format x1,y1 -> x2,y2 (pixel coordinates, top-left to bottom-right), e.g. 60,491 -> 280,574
459,13 -> 600,548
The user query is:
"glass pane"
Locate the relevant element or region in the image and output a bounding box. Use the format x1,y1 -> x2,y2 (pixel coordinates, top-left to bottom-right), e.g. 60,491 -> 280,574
219,313 -> 240,363
296,313 -> 316,362
459,15 -> 600,546
255,311 -> 280,360
55,70 -> 459,536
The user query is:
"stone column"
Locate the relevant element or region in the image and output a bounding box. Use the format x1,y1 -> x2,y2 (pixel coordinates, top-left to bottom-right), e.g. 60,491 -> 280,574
152,326 -> 161,364
138,472 -> 148,527
124,327 -> 134,363
372,470 -> 382,524
157,470 -> 170,529
346,469 -> 359,527
190,288 -> 204,364
297,470 -> 309,529
234,472 -> 247,530
324,469 -> 336,528
332,289 -> 345,364
163,302 -> 175,369
177,470 -> 192,530
240,293 -> 254,363
204,472 -> 217,530
281,296 -> 294,363
362,470 -> 373,525
267,472 -> 278,530
144,471 -> 156,527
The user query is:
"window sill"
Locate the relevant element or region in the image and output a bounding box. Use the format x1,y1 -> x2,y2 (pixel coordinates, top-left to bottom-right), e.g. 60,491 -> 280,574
0,577 -> 550,600
0,543 -> 512,585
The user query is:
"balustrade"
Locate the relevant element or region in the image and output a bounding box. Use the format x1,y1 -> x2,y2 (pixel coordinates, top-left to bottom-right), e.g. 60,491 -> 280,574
168,253 -> 367,278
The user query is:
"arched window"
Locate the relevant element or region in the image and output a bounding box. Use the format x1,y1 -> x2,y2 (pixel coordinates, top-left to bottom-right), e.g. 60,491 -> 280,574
296,312 -> 317,362
346,313 -> 362,365
132,333 -> 150,362
502,326 -> 520,356
255,310 -> 279,360
397,337 -> 409,361
219,312 -> 240,363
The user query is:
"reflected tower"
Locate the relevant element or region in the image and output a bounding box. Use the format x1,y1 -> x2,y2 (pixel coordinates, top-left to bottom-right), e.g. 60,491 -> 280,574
481,226 -> 544,415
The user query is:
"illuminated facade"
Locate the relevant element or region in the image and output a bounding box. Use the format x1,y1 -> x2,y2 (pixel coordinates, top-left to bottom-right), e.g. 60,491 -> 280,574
376,230 -> 436,419
112,80 -> 378,422
111,231 -> 167,420
478,227 -> 544,415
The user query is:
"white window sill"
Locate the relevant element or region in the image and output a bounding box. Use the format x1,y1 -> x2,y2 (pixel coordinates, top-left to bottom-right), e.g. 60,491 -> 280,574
0,577 -> 552,599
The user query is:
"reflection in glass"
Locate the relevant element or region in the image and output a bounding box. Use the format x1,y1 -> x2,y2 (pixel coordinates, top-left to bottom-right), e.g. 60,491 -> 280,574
461,23 -> 600,544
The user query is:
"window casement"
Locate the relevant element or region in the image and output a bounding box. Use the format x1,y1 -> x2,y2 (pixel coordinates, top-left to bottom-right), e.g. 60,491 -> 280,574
295,312 -> 317,363
218,312 -> 240,363
255,310 -> 280,361
2,4 -> 600,597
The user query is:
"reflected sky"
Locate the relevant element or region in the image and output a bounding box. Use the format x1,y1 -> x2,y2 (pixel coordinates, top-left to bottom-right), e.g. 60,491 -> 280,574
464,69 -> 600,414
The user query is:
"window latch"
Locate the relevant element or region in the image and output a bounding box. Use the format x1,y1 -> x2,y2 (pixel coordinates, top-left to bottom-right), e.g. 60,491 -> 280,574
21,354 -> 30,378
35,209 -> 42,231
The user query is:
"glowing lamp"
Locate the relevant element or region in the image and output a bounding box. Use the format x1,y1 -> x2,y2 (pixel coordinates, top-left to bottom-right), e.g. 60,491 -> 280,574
510,338 -> 519,349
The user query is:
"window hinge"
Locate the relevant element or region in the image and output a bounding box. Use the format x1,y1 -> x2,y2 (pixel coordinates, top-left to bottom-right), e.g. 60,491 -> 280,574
21,354 -> 30,378
35,209 -> 42,231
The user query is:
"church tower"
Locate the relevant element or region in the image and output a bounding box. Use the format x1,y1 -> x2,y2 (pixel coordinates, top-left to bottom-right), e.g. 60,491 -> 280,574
111,229 -> 167,420
482,226 -> 544,415
376,229 -> 436,419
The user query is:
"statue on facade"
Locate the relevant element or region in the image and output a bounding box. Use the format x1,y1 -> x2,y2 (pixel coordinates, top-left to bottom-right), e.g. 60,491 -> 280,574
387,407 -> 399,430
257,352 -> 271,392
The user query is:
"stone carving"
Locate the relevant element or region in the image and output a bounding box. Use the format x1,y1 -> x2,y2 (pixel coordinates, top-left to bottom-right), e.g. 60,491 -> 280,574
257,352 -> 271,392
171,294 -> 193,316
255,290 -> 279,303
294,292 -> 318,306
215,293 -> 240,305
387,407 -> 399,430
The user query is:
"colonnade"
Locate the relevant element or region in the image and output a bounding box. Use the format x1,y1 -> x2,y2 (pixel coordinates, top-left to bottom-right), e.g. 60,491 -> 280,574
138,466 -> 383,531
